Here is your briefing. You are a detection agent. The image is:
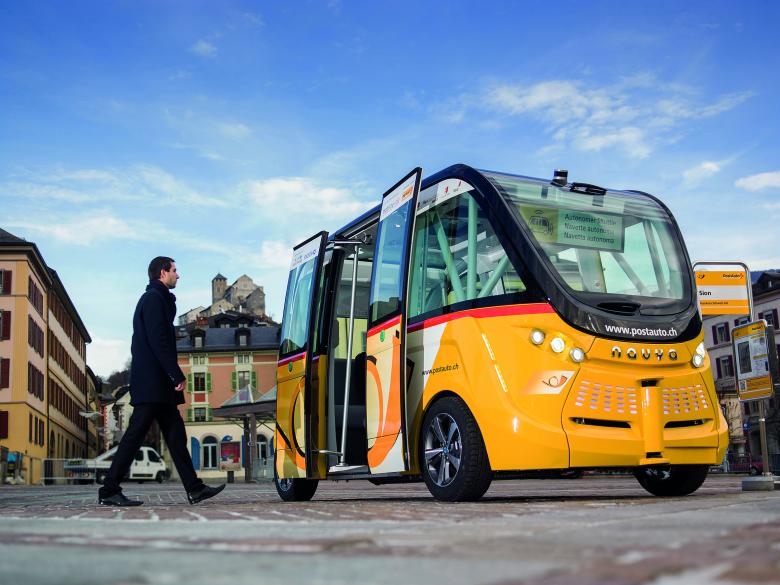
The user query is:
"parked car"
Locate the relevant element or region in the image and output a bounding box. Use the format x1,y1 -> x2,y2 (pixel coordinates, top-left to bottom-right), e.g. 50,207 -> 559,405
65,446 -> 169,484
727,455 -> 763,475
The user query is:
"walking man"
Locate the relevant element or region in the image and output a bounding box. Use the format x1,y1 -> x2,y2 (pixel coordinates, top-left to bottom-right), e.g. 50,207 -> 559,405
99,257 -> 225,506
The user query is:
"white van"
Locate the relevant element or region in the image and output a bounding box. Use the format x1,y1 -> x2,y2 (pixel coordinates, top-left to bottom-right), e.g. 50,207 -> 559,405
66,446 -> 169,484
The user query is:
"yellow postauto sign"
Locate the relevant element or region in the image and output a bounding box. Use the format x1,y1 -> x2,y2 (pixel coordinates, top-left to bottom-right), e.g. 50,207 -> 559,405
732,320 -> 774,401
695,270 -> 750,315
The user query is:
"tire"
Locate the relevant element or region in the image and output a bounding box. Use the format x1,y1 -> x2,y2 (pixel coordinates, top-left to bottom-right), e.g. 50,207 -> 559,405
96,472 -> 107,485
273,466 -> 318,502
420,396 -> 492,502
634,465 -> 709,497
749,466 -> 759,476
156,471 -> 165,484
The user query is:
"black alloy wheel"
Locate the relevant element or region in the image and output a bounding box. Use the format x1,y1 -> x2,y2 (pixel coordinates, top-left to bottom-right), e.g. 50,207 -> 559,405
420,396 -> 492,502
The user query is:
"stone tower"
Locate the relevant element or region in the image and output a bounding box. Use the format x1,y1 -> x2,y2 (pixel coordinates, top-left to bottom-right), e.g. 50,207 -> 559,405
212,273 -> 227,303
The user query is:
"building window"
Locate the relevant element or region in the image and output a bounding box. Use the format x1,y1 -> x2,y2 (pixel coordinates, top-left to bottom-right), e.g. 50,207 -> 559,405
193,373 -> 206,392
28,316 -> 44,357
714,322 -> 730,344
734,316 -> 750,327
238,334 -> 248,346
237,354 -> 250,364
237,370 -> 250,389
758,309 -> 779,328
194,336 -> 203,348
193,407 -> 207,422
28,277 -> 43,315
717,356 -> 734,379
0,270 -> 11,294
202,436 -> 218,469
0,310 -> 10,340
0,358 -> 9,389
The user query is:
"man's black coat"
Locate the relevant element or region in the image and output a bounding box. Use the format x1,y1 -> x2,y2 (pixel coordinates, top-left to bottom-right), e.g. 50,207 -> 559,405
129,280 -> 186,406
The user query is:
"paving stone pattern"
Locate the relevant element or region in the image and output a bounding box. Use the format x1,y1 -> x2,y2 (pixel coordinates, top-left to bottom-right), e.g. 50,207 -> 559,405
0,475 -> 778,585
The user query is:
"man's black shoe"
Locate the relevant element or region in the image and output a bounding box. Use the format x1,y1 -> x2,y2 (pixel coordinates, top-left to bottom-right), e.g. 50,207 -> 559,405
187,483 -> 226,505
99,492 -> 143,507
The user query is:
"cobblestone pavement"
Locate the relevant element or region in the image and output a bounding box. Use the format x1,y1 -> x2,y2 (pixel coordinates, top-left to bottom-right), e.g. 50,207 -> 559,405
0,475 -> 778,585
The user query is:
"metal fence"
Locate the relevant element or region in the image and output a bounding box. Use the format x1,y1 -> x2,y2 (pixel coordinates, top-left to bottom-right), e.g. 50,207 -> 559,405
41,459 -> 97,485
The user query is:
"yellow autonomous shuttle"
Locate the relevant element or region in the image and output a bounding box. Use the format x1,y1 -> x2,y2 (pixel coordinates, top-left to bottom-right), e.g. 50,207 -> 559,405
274,165 -> 727,502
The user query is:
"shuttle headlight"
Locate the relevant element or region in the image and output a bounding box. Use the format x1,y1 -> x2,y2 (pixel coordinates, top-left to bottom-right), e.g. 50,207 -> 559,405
550,337 -> 566,354
570,347 -> 586,363
530,330 -> 546,345
691,342 -> 706,368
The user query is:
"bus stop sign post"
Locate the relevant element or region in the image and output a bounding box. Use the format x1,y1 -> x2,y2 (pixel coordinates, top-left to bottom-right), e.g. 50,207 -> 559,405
694,260 -> 778,491
732,319 -> 780,489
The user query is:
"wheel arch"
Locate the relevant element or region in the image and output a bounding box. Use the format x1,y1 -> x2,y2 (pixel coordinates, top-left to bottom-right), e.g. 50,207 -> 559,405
414,389 -> 492,472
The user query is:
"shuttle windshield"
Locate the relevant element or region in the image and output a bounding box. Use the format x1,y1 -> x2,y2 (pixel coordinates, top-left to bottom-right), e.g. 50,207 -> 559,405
485,172 -> 692,314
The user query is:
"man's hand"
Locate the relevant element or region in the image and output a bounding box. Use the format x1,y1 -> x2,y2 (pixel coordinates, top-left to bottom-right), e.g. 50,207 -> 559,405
175,380 -> 186,392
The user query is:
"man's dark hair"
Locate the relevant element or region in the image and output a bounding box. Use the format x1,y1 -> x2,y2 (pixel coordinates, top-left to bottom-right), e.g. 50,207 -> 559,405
148,256 -> 175,281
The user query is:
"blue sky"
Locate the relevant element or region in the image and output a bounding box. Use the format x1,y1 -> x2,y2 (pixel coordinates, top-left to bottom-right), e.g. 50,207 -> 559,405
2,1 -> 779,377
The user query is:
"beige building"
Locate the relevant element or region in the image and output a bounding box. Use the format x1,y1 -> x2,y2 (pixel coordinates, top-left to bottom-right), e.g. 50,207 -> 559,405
0,228 -> 91,484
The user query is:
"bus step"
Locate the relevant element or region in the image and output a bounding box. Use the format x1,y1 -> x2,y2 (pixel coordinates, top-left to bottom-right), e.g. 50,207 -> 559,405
329,464 -> 368,474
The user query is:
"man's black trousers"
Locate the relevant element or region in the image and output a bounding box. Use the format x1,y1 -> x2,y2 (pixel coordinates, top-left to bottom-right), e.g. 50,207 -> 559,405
100,403 -> 203,496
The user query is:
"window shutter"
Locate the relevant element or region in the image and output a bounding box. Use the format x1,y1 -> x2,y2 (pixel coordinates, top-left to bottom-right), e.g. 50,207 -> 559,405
773,309 -> 779,328
206,373 -> 212,393
186,408 -> 192,422
711,325 -> 718,344
190,437 -> 200,470
251,370 -> 257,389
1,271 -> 10,294
1,310 -> 10,340
0,359 -> 9,388
716,358 -> 722,378
231,371 -> 237,390
207,406 -> 212,422
187,373 -> 193,392
0,410 -> 7,439
724,323 -> 730,342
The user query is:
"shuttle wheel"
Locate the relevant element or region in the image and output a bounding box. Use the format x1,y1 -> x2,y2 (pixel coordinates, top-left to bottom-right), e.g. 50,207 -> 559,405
274,467 -> 318,502
634,465 -> 708,497
420,396 -> 492,502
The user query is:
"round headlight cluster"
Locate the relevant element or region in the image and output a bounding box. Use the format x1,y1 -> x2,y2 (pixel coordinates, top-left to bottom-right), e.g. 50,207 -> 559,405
532,330 -> 586,362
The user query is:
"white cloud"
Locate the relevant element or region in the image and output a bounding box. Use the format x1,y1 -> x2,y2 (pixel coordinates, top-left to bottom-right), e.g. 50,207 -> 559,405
457,77 -> 754,159
3,164 -> 227,208
241,177 -> 374,219
247,240 -> 294,270
6,212 -> 140,246
190,40 -> 217,57
683,161 -> 722,186
735,171 -> 780,192
88,337 -> 131,378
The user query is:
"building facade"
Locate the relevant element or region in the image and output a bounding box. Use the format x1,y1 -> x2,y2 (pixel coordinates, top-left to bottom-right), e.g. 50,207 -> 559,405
703,270 -> 780,458
0,228 -> 91,484
175,326 -> 279,481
